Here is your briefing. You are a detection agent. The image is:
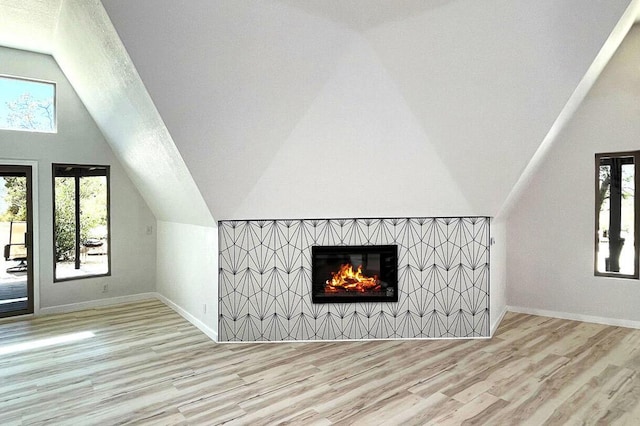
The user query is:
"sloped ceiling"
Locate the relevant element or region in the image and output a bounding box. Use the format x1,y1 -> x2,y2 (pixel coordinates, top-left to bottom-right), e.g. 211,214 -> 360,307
0,0 -> 214,227
276,0 -> 458,32
0,0 -> 60,54
100,0 -> 638,220
0,0 -> 638,222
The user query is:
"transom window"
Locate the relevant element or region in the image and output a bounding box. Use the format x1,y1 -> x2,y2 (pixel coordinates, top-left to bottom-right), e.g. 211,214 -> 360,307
595,151 -> 639,278
0,75 -> 56,133
53,164 -> 110,281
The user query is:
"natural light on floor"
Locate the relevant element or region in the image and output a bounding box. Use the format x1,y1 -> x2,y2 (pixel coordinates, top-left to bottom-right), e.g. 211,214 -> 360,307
0,297 -> 27,305
0,331 -> 95,356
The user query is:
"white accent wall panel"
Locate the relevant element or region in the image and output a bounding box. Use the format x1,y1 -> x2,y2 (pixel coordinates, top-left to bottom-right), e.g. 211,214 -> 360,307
219,217 -> 490,341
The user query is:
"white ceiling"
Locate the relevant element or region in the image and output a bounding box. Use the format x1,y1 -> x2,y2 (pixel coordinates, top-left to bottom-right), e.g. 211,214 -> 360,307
0,0 -> 639,221
0,0 -> 61,54
276,0 -> 457,32
0,0 -> 214,226
100,0 -> 638,219
1,0 -> 639,53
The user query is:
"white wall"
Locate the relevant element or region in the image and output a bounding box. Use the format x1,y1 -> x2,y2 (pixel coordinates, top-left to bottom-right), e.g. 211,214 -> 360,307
233,35 -> 472,219
156,221 -> 218,340
98,0 -> 632,335
0,46 -> 156,309
507,25 -> 640,325
490,218 -> 507,333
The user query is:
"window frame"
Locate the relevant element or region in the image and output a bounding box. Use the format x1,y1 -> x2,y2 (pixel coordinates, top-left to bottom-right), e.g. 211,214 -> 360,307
594,150 -> 640,279
52,163 -> 111,282
0,74 -> 57,133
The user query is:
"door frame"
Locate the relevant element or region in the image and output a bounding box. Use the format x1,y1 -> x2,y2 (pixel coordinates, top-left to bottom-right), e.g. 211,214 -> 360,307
0,159 -> 39,318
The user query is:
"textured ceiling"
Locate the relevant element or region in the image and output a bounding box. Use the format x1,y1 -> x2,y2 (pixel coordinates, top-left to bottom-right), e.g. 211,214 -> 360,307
0,0 -> 639,222
99,0 -> 638,219
0,0 -> 61,54
0,0 -> 214,226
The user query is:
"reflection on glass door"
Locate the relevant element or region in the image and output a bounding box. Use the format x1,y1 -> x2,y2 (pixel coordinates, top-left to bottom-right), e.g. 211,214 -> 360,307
0,166 -> 33,317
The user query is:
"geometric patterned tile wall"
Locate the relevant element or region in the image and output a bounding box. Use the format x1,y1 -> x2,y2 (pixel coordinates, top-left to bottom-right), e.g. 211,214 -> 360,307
218,217 -> 490,341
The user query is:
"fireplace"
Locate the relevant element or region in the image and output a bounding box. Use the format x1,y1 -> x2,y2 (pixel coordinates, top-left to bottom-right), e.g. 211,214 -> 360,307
311,245 -> 398,303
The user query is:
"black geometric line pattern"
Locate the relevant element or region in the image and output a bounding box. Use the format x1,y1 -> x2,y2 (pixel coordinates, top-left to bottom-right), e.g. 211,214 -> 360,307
219,217 -> 490,341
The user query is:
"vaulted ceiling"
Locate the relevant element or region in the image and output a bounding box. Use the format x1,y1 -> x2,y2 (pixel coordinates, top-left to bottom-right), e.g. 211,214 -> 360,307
1,0 -> 639,223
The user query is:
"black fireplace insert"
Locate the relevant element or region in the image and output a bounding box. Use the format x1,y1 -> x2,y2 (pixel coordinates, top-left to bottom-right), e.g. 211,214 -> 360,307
311,245 -> 398,303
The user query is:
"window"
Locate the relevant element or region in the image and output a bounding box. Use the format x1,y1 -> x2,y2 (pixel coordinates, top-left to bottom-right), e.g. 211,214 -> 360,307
595,151 -> 639,278
0,75 -> 56,133
53,164 -> 110,281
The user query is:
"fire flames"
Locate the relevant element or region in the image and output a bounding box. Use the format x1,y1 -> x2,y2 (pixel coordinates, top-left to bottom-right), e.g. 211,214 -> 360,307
325,264 -> 381,293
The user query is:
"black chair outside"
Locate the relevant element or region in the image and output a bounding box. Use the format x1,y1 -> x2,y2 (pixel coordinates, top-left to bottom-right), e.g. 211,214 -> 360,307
4,221 -> 27,273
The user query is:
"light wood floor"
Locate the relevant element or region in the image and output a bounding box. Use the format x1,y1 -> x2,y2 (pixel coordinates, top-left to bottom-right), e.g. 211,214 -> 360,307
2,300 -> 640,425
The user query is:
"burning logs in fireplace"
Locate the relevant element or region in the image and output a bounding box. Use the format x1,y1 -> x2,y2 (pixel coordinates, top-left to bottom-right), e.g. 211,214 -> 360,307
325,263 -> 381,293
312,245 -> 398,303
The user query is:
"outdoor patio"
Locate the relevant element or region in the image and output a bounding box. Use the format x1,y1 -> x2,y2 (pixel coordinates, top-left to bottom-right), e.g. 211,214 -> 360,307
0,256 -> 27,314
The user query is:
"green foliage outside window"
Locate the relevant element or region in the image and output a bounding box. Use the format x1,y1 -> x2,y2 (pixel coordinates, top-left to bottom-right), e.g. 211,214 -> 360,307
0,176 -> 107,262
0,76 -> 55,132
0,176 -> 27,222
54,176 -> 107,261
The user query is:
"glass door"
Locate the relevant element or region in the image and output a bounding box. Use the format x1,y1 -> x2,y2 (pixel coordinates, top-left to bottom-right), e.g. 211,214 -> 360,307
0,165 -> 33,317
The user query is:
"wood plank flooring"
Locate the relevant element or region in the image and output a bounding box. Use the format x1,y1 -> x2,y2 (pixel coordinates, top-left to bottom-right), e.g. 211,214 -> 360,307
2,300 -> 640,425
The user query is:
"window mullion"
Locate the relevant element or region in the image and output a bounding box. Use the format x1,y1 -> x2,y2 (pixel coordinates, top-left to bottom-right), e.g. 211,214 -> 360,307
74,173 -> 81,270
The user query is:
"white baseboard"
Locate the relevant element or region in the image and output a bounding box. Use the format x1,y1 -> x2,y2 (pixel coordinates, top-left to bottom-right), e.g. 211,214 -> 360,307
39,293 -> 157,315
490,306 -> 508,337
154,293 -> 218,342
508,305 -> 640,330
